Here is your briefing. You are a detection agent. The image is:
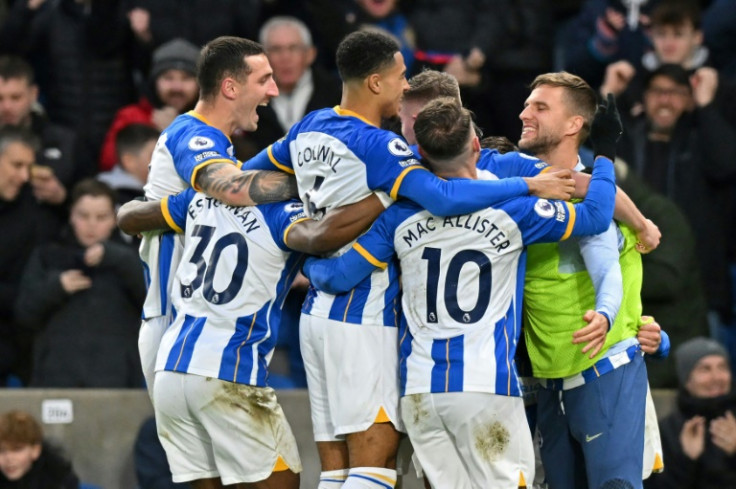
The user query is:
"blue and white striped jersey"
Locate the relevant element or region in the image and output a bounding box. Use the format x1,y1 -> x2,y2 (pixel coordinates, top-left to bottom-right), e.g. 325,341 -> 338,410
155,189 -> 308,386
140,111 -> 239,319
347,181 -> 580,397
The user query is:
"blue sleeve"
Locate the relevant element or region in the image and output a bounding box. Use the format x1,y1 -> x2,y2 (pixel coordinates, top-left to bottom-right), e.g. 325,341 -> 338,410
259,200 -> 308,250
569,156 -> 617,236
241,143 -> 295,174
173,127 -> 238,188
397,169 -> 529,216
578,223 -> 623,328
649,329 -> 671,359
477,150 -> 550,178
163,188 -> 196,231
302,207 -> 400,294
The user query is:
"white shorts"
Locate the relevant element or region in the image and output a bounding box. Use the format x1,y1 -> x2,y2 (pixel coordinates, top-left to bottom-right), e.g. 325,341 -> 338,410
299,314 -> 402,441
153,371 -> 302,485
643,383 -> 664,479
139,315 -> 171,401
400,392 -> 534,489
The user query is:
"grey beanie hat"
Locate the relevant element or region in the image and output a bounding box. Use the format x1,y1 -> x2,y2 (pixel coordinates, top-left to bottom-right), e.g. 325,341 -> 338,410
151,38 -> 201,80
675,337 -> 730,384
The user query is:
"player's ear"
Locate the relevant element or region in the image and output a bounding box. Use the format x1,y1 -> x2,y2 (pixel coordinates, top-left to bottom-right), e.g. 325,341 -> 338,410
221,76 -> 238,101
367,73 -> 381,95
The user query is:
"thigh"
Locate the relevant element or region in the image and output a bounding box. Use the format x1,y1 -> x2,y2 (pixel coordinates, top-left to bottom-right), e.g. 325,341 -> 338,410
567,355 -> 647,489
299,314 -> 336,442
400,394 -> 472,489
324,321 -> 402,437
437,393 -> 535,489
139,316 -> 171,400
153,371 -> 219,483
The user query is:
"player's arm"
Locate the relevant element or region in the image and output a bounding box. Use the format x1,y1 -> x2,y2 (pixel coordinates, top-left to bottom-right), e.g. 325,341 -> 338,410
194,163 -> 298,207
578,223 -> 623,329
572,172 -> 660,252
396,167 -> 575,217
285,194 -> 386,255
117,191 -> 192,235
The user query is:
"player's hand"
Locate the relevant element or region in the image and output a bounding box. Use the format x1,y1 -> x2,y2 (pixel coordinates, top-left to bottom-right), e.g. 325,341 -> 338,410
681,416 -> 706,460
60,270 -> 92,294
84,243 -> 105,267
590,93 -> 623,161
31,165 -> 67,205
524,169 -> 575,201
635,218 -> 660,253
637,316 -> 661,354
573,310 -> 608,359
601,60 -> 636,98
710,411 -> 736,455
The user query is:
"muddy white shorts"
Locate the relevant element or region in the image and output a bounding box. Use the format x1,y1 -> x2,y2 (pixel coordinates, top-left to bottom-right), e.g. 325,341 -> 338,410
300,314 -> 403,440
153,371 -> 302,484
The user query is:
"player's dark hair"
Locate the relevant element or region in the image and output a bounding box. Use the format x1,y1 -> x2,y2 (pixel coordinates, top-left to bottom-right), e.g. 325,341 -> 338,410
197,36 -> 265,101
415,97 -> 473,162
0,126 -> 39,155
651,0 -> 701,30
530,72 -> 597,143
115,124 -> 160,160
70,178 -> 117,210
480,135 -> 518,154
336,30 -> 400,82
405,69 -> 461,104
0,55 -> 34,84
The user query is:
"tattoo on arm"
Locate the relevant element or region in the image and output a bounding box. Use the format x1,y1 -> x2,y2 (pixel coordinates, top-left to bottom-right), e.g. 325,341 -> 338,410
196,164 -> 298,205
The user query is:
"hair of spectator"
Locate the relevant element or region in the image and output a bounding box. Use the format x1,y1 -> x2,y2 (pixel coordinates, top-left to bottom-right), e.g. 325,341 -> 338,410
0,410 -> 42,446
0,126 -> 39,155
645,63 -> 692,90
115,124 -> 160,160
480,135 -> 518,154
415,97 -> 474,162
259,16 -> 313,48
197,36 -> 266,102
0,55 -> 35,84
405,70 -> 461,104
70,178 -> 117,210
336,30 -> 400,82
530,72 -> 597,143
651,0 -> 701,30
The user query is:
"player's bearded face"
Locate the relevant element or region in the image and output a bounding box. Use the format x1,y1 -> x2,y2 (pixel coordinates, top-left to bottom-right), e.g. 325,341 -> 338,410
518,126 -> 563,156
518,85 -> 566,156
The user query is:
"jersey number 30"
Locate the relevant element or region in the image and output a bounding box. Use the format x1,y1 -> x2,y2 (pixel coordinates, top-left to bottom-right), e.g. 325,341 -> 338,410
422,247 -> 491,324
179,225 -> 247,305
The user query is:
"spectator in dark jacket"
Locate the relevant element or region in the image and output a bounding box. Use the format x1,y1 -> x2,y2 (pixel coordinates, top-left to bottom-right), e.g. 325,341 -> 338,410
15,179 -> 145,388
0,410 -> 79,489
645,337 -> 736,489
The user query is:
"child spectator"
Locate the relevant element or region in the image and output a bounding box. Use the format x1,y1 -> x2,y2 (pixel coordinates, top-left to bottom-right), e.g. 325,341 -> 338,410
0,410 -> 79,489
15,179 -> 146,388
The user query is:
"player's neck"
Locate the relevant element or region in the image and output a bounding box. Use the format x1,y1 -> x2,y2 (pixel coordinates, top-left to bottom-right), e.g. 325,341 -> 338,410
536,143 -> 579,170
192,100 -> 233,136
339,87 -> 382,127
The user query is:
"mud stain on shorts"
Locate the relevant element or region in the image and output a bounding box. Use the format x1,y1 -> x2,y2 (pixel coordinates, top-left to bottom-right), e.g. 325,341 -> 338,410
209,382 -> 276,426
407,394 -> 429,425
474,421 -> 510,463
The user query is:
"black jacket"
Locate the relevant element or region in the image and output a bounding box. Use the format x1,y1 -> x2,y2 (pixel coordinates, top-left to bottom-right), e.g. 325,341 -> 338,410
0,443 -> 79,489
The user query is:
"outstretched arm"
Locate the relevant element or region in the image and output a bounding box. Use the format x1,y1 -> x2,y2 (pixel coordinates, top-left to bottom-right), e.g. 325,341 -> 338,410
117,200 -> 173,235
194,163 -> 298,206
286,194 -> 386,255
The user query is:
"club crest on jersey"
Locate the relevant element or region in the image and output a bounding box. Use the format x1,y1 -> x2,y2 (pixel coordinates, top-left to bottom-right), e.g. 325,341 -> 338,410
534,199 -> 555,218
388,138 -> 413,157
188,136 -> 215,151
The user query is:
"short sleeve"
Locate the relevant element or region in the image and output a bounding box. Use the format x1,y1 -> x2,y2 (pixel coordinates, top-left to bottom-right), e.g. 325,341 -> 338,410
173,126 -> 239,190
259,200 -> 309,250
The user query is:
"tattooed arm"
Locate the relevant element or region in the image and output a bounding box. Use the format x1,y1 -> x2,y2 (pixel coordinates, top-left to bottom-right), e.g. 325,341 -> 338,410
194,163 -> 298,206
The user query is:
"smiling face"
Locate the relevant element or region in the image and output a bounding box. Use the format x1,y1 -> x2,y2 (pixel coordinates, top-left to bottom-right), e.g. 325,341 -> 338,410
376,52 -> 409,119
235,54 -> 279,132
644,75 -> 691,134
155,69 -> 199,112
518,85 -> 574,156
0,443 -> 40,481
686,354 -> 732,398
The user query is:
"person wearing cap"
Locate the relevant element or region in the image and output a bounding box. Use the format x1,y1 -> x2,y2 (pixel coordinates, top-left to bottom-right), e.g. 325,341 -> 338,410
98,38 -> 200,172
646,337 -> 736,489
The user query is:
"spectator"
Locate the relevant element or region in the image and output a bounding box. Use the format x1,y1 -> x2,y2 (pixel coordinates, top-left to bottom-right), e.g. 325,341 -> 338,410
0,55 -> 76,211
617,64 -> 736,342
234,16 -> 340,158
0,0 -> 141,179
15,179 -> 145,388
645,337 -> 736,489
0,126 -> 59,386
703,0 -> 736,78
0,410 -> 79,489
99,123 -> 159,206
98,38 -> 199,172
134,416 -> 188,489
